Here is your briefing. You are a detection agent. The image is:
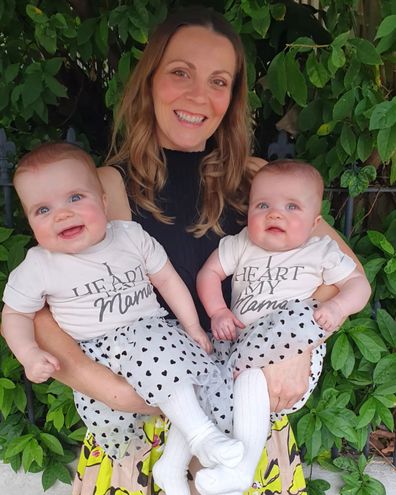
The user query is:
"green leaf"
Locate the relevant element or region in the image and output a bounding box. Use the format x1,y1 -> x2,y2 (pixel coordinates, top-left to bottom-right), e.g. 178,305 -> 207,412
384,257 -> 396,274
42,463 -> 59,491
319,411 -> 357,441
351,38 -> 383,65
340,124 -> 356,155
350,328 -> 387,362
68,426 -> 87,442
317,121 -> 336,136
95,15 -> 108,56
44,58 -> 63,76
373,398 -> 394,431
332,32 -> 350,48
22,438 -> 43,472
331,46 -> 346,68
367,231 -> 395,255
269,3 -> 286,21
369,100 -> 396,130
373,354 -> 396,384
297,413 -> 316,442
356,397 -> 376,428
26,5 -> 47,24
266,52 -> 286,105
331,333 -> 352,371
39,433 -> 64,455
307,478 -> 331,495
377,125 -> 396,162
333,89 -> 355,121
5,63 -> 19,84
252,4 -> 270,37
306,52 -> 330,88
363,258 -> 386,283
375,15 -> 396,39
36,24 -> 57,54
376,309 -> 396,346
0,378 -> 16,389
344,58 -> 362,88
22,73 -> 42,107
4,434 -> 34,458
77,18 -> 96,45
0,227 -> 13,243
128,24 -> 148,44
13,384 -> 27,413
46,407 -> 65,431
356,130 -> 374,162
44,74 -> 67,98
42,459 -> 73,488
285,52 -> 307,106
297,100 -> 321,131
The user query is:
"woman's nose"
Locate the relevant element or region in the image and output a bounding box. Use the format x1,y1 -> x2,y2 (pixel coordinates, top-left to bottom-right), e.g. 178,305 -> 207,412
186,78 -> 207,103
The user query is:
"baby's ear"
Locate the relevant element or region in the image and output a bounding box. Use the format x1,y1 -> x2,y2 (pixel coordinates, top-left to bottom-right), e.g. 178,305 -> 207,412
313,214 -> 322,229
102,193 -> 108,214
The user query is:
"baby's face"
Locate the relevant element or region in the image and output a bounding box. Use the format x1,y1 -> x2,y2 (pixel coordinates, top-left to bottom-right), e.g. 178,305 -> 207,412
15,158 -> 107,254
247,171 -> 321,252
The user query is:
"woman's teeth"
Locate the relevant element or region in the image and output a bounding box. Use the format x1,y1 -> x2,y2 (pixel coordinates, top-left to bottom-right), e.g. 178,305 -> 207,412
175,111 -> 205,124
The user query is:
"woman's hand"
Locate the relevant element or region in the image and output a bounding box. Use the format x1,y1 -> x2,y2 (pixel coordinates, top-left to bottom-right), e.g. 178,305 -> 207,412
263,349 -> 312,413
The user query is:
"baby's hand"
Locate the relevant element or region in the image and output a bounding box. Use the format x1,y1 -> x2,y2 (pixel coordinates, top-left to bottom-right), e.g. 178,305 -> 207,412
211,308 -> 245,341
187,325 -> 213,354
313,300 -> 346,333
22,346 -> 60,383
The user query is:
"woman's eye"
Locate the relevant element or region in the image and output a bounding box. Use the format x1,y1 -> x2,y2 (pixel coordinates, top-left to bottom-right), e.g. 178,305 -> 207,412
173,69 -> 188,78
286,203 -> 299,211
37,206 -> 49,215
70,194 -> 82,202
257,202 -> 268,209
212,78 -> 227,87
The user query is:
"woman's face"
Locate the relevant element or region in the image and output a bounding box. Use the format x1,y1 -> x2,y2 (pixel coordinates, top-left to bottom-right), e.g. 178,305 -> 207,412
151,25 -> 237,152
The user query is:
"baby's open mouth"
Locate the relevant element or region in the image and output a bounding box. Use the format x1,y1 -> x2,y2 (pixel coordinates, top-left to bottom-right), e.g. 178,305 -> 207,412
59,226 -> 84,238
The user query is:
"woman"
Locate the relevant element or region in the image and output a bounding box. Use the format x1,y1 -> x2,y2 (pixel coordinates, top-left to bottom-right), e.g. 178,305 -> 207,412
35,6 -> 363,495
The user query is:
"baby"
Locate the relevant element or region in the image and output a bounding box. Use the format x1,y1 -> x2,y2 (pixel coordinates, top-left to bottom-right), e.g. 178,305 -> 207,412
1,142 -> 243,495
195,159 -> 371,495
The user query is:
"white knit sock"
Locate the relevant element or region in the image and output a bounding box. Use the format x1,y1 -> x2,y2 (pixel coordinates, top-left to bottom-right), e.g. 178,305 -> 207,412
152,426 -> 192,495
195,369 -> 270,494
159,383 -> 244,468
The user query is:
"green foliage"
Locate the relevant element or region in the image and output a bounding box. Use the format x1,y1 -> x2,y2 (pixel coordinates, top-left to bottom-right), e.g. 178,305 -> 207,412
0,1 -> 395,493
0,228 -> 83,489
335,455 -> 386,495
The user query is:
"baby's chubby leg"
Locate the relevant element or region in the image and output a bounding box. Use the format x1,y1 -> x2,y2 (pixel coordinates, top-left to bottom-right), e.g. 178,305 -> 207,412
158,383 -> 244,469
195,369 -> 270,495
152,426 -> 192,495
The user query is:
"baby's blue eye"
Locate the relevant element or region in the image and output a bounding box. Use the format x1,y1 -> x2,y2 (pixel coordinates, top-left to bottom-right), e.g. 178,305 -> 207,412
70,193 -> 82,202
257,202 -> 268,209
286,203 -> 298,211
37,206 -> 49,215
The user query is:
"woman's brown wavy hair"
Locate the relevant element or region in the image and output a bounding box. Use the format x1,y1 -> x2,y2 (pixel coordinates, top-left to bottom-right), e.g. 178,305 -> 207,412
107,6 -> 253,236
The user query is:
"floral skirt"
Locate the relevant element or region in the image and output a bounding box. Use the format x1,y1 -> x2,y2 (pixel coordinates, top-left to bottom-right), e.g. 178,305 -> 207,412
72,415 -> 307,495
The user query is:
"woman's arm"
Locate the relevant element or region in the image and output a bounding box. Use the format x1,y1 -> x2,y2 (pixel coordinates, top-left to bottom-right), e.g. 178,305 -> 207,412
98,166 -> 132,221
